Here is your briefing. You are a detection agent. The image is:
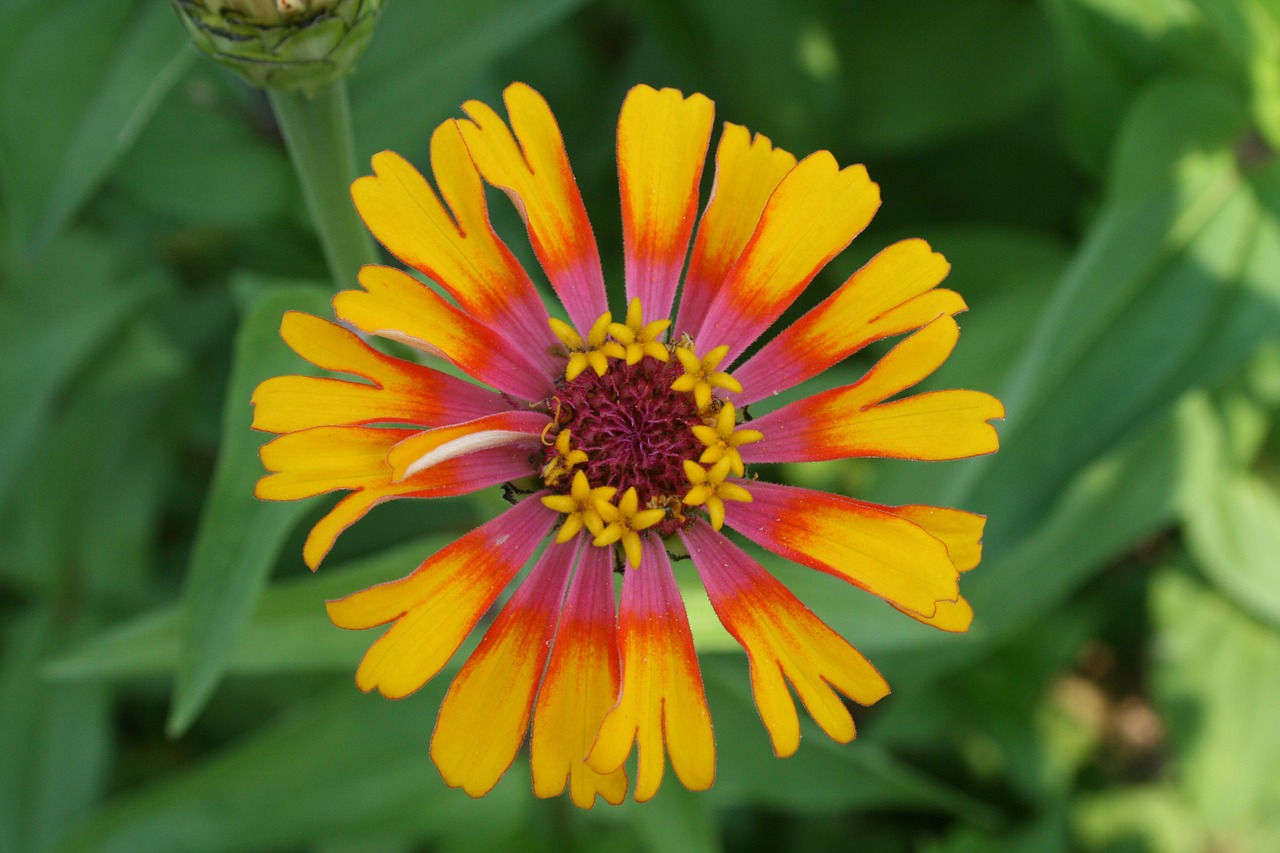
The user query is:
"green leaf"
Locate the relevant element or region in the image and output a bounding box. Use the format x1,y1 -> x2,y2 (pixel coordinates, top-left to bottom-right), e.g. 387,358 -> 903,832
112,72 -> 295,228
1073,785 -> 1206,853
167,279 -> 331,736
0,608 -> 113,853
623,782 -> 721,853
0,0 -> 190,250
0,232 -> 159,511
1178,393 -> 1280,627
48,535 -> 459,682
1150,567 -> 1280,836
0,320 -> 183,599
52,689 -> 535,853
954,79 -> 1280,549
833,0 -> 1053,154
1187,0 -> 1280,149
349,0 -> 590,162
1041,0 -> 1225,174
698,655 -> 1000,820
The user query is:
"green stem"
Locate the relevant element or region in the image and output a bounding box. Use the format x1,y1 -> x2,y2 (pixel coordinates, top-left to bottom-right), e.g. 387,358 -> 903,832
268,81 -> 378,289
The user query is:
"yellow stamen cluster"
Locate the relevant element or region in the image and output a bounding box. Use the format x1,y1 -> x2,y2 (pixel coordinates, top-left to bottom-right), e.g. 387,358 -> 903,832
541,429 -> 588,486
550,313 -> 622,381
594,487 -> 666,567
691,402 -> 763,477
683,457 -> 753,531
541,471 -> 616,543
541,300 -> 759,562
671,344 -> 742,411
608,298 -> 671,365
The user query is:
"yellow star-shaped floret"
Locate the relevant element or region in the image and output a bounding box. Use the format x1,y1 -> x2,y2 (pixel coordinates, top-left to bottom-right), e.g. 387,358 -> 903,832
594,486 -> 667,567
691,402 -> 764,477
542,429 -> 590,486
683,457 -> 753,531
541,470 -> 617,543
607,297 -> 671,365
550,313 -> 625,381
671,344 -> 742,410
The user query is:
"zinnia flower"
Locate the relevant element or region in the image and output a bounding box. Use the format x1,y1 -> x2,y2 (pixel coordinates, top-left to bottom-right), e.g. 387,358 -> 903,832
252,83 -> 1004,807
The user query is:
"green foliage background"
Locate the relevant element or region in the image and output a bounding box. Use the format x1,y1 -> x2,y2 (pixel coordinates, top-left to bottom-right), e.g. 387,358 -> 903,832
3,0 -> 1280,850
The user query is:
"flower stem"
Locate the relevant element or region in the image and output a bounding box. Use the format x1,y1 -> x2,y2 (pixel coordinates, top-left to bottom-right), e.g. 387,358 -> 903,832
268,80 -> 378,289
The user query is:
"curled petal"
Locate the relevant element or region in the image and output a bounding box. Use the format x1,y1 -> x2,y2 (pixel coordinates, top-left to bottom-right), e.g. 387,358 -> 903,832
893,595 -> 974,633
386,411 -> 550,481
881,505 -> 986,573
257,426 -> 531,569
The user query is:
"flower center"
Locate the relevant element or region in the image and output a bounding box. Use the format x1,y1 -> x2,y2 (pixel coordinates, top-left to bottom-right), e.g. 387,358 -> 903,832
544,356 -> 703,531
537,299 -> 759,563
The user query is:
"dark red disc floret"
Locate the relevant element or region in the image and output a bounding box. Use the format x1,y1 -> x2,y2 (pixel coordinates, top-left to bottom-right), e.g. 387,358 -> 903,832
542,356 -> 703,519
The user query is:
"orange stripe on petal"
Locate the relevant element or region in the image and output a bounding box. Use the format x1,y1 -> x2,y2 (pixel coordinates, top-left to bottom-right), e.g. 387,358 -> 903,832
733,239 -> 962,403
744,316 -> 1004,463
532,545 -> 628,808
682,523 -> 889,756
431,538 -> 577,797
587,537 -> 714,802
325,498 -> 556,697
618,85 -> 715,320
675,124 -> 796,336
695,152 -> 880,363
726,481 -> 958,616
335,265 -> 553,402
351,126 -> 556,368
457,83 -> 607,331
252,312 -> 505,432
256,426 -> 534,568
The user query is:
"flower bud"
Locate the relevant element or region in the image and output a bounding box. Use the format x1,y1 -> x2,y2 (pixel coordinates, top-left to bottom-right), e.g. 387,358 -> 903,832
172,0 -> 383,93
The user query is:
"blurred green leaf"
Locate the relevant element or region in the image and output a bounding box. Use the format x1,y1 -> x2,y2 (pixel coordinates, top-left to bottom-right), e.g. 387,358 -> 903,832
0,0 -> 190,250
1042,0 -> 1226,174
113,73 -> 295,228
834,0 -> 1052,154
0,608 -> 113,853
1178,393 -> 1280,627
1150,566 -> 1280,839
1187,0 -> 1280,149
167,279 -> 330,736
867,226 -> 1068,508
349,0 -> 590,163
957,78 -> 1280,549
52,688 -> 535,853
1073,784 -> 1205,853
49,535 -> 457,681
0,232 -> 159,511
699,656 -> 1000,821
622,782 -> 721,853
0,322 -> 183,599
